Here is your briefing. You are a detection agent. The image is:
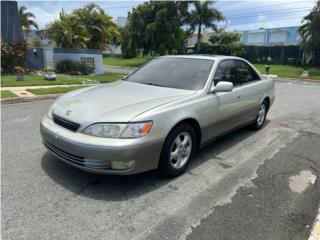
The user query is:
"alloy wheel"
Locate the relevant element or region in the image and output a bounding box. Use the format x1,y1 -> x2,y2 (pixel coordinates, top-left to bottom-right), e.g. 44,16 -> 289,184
170,132 -> 192,169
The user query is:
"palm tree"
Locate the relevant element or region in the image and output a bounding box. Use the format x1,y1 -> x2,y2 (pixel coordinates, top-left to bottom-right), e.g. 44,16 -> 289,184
46,10 -> 89,48
74,3 -> 121,49
189,1 -> 225,53
18,6 -> 38,39
47,4 -> 120,50
299,0 -> 320,65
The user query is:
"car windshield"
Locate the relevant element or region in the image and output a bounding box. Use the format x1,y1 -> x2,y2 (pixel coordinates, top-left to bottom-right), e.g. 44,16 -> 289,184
124,57 -> 214,90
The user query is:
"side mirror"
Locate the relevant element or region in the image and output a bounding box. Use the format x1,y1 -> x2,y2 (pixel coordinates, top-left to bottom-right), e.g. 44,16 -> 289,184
210,81 -> 233,93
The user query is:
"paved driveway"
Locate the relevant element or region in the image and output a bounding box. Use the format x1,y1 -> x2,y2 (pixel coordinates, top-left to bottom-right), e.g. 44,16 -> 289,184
2,79 -> 320,240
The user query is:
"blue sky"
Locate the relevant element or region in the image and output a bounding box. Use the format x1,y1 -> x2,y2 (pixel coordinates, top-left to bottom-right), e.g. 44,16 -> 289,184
17,0 -> 316,31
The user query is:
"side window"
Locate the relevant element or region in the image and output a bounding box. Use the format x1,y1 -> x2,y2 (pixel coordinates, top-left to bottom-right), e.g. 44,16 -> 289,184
235,60 -> 260,85
214,60 -> 238,86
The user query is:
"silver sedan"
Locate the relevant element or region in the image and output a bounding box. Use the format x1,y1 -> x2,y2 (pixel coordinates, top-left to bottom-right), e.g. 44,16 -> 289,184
40,55 -> 275,177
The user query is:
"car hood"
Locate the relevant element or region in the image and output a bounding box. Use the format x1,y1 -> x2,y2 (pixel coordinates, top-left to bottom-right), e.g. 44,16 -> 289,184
52,81 -> 195,125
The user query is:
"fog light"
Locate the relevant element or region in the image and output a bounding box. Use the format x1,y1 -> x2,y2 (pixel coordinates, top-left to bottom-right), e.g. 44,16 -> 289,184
111,160 -> 136,170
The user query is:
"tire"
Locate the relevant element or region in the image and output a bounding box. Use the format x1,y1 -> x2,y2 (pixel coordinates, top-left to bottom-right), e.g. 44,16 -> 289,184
251,101 -> 268,130
158,123 -> 196,177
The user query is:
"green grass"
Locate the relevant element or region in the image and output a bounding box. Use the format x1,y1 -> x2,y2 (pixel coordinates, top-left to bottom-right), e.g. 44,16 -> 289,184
1,73 -> 125,87
27,86 -> 86,95
1,90 -> 17,98
254,64 -> 320,80
103,55 -> 153,67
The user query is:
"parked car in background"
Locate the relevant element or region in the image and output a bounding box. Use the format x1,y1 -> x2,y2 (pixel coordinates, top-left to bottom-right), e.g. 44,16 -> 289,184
40,55 -> 275,177
44,72 -> 57,80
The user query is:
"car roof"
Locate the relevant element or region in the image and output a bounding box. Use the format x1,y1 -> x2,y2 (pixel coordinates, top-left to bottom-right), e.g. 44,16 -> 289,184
161,55 -> 245,61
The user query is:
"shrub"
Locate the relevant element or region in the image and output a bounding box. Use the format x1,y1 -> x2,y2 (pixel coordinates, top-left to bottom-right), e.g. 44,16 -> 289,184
55,59 -> 94,75
1,40 -> 27,74
14,66 -> 25,75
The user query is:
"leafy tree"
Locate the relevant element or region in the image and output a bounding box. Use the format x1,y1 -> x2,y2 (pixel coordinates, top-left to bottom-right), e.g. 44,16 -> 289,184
209,30 -> 245,56
122,9 -> 145,58
47,4 -> 120,49
188,1 -> 225,53
122,1 -> 190,58
299,0 -> 320,65
18,6 -> 38,39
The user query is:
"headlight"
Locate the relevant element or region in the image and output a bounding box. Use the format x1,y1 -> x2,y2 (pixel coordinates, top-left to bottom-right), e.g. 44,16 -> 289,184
83,123 -> 126,138
47,108 -> 53,120
82,121 -> 152,139
121,121 -> 152,138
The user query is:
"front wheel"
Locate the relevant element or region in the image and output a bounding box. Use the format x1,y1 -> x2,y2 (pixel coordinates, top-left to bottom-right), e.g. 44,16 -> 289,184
251,101 -> 268,130
158,124 -> 196,177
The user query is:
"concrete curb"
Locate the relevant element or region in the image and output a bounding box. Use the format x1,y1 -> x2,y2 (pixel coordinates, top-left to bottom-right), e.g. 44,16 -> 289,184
309,207 -> 320,240
1,94 -> 61,105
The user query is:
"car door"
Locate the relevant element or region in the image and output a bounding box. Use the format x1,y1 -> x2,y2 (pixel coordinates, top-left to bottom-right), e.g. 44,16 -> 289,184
234,60 -> 265,123
205,59 -> 245,141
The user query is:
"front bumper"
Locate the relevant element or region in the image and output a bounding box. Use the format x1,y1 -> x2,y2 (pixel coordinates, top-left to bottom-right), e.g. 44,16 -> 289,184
40,117 -> 164,175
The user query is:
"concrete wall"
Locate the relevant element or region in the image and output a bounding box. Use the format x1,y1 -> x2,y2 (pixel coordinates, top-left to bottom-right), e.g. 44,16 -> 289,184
44,47 -> 54,70
53,48 -> 104,74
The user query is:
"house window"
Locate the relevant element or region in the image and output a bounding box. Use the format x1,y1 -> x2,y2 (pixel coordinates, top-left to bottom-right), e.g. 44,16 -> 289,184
80,57 -> 95,65
269,31 -> 287,43
248,32 -> 265,44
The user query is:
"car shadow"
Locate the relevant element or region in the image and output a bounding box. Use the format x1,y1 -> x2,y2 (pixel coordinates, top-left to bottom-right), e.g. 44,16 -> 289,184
41,120 -> 270,201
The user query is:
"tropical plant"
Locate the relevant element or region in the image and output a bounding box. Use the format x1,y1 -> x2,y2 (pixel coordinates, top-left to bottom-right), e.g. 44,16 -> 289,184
46,10 -> 89,48
1,40 -> 27,73
299,0 -> 320,65
188,1 -> 225,53
46,4 -> 120,50
73,3 -> 121,49
18,6 -> 38,39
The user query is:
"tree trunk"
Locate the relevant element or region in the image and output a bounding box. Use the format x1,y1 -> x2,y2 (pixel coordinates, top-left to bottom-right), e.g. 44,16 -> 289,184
197,23 -> 202,53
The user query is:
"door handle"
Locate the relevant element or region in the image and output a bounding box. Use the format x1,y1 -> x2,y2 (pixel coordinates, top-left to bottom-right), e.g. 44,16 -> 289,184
237,96 -> 242,99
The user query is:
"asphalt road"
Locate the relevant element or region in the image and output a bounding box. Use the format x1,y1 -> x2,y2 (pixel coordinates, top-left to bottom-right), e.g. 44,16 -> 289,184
2,79 -> 320,240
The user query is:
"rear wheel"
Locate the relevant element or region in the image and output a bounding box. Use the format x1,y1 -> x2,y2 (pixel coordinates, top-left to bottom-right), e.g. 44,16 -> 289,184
158,124 -> 196,177
251,101 -> 268,130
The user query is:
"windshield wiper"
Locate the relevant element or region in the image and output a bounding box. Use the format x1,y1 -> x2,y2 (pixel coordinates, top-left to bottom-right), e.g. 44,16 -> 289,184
143,82 -> 166,88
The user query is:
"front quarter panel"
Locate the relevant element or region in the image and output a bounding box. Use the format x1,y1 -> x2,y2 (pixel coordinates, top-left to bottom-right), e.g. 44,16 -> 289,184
131,92 -> 210,144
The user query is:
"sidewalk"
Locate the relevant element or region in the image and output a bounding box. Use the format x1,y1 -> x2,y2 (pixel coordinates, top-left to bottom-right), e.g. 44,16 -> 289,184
1,84 -> 94,97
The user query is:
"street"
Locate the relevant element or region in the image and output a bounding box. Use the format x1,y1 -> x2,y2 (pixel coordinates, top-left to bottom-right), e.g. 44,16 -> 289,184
2,79 -> 320,240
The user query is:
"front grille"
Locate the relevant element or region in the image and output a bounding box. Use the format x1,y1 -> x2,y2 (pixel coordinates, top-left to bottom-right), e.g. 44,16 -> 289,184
53,114 -> 80,132
44,141 -> 111,170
